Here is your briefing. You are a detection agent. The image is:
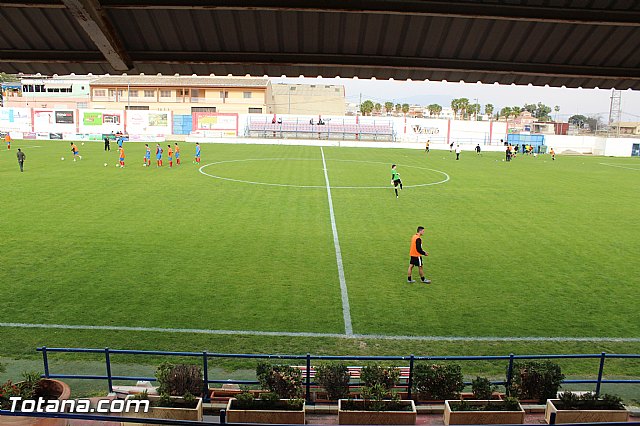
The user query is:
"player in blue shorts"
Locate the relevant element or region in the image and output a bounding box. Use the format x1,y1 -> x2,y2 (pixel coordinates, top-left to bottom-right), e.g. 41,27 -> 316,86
156,143 -> 163,167
70,142 -> 81,161
194,142 -> 201,164
174,143 -> 181,165
144,144 -> 151,167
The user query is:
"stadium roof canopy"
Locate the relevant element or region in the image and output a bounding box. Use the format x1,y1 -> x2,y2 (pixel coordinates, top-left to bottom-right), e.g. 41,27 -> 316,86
1,0 -> 639,89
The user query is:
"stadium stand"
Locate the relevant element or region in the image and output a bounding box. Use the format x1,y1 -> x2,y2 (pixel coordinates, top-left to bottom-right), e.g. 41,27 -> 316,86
246,118 -> 395,141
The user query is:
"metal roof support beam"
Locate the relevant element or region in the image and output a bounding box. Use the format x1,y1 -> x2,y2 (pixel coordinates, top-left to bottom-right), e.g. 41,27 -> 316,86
99,0 -> 640,27
61,0 -> 133,71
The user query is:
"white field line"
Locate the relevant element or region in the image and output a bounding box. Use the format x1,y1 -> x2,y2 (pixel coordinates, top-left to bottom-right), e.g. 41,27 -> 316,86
321,147 -> 353,336
1,322 -> 640,342
599,162 -> 640,171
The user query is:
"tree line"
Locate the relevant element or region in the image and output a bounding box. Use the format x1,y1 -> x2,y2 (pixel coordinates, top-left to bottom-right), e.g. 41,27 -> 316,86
359,97 -> 561,122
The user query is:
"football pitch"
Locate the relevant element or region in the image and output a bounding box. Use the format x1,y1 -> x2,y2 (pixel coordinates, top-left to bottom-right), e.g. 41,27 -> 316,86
0,140 -> 639,362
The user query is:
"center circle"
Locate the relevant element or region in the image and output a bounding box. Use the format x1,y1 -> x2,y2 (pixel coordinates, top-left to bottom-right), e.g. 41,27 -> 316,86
199,158 -> 450,189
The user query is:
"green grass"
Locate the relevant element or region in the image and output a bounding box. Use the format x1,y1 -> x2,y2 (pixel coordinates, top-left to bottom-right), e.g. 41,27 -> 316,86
0,140 -> 639,375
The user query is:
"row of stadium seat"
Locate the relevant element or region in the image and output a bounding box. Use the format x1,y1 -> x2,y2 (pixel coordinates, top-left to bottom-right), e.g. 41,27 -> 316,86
248,122 -> 394,135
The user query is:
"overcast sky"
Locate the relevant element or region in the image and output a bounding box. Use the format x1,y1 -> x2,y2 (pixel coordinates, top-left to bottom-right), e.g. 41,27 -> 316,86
274,77 -> 640,122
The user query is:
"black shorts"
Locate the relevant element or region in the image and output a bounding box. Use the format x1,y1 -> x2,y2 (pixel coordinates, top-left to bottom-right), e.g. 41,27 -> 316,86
393,179 -> 402,187
410,256 -> 422,266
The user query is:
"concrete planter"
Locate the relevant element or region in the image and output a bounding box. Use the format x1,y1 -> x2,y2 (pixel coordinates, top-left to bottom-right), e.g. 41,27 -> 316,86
338,399 -> 417,425
545,399 -> 630,424
225,398 -> 306,424
123,395 -> 203,426
0,379 -> 71,426
444,400 -> 525,425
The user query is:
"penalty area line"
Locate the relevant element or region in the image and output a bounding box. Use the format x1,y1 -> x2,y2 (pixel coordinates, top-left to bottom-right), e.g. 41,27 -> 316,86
0,322 -> 639,342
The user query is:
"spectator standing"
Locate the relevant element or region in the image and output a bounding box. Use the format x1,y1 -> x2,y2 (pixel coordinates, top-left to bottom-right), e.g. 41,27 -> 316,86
455,144 -> 461,160
16,148 -> 25,172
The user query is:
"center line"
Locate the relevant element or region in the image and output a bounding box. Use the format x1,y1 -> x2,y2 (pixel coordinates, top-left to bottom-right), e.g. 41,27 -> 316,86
321,147 -> 353,336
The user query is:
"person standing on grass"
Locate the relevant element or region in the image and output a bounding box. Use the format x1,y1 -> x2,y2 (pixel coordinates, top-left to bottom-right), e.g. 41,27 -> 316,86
167,144 -> 174,168
425,139 -> 430,153
118,146 -> 125,168
70,142 -> 81,161
156,144 -> 163,167
5,133 -> 11,150
408,226 -> 430,284
16,148 -> 25,172
391,164 -> 403,198
550,148 -> 556,160
174,143 -> 181,165
194,142 -> 201,164
144,144 -> 151,167
475,144 -> 481,155
104,136 -> 110,151
455,143 -> 461,160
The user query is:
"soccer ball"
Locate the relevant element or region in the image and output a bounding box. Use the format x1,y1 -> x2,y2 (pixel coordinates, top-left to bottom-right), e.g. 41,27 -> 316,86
104,163 -> 108,167
115,164 -> 120,168
81,142 -> 85,145
142,163 -> 147,167
533,153 -> 537,157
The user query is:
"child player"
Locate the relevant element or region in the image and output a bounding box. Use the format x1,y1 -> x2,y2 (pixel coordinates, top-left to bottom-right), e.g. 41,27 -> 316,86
144,144 -> 151,167
118,145 -> 125,168
5,133 -> 11,150
194,142 -> 201,164
174,143 -> 181,165
156,144 -> 163,167
167,144 -> 173,168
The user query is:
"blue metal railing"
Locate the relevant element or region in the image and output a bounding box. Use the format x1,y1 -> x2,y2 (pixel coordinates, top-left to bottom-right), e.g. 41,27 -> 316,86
35,347 -> 640,404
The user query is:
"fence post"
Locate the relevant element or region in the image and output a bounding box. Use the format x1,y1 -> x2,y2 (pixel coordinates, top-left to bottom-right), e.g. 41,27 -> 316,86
549,411 -> 556,425
104,347 -> 113,394
305,353 -> 312,404
506,353 -> 515,395
42,347 -> 50,379
595,352 -> 606,396
407,354 -> 415,400
203,351 -> 210,403
220,408 -> 226,424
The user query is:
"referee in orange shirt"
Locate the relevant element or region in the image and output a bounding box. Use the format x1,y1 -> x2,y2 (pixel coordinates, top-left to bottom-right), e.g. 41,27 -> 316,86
408,226 -> 431,284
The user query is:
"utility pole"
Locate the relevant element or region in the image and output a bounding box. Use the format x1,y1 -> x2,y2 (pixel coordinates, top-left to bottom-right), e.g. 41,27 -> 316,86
608,89 -> 621,137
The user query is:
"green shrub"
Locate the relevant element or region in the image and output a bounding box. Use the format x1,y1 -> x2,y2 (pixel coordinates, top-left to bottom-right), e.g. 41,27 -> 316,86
557,391 -> 624,410
360,364 -> 400,392
155,362 -> 204,397
256,362 -> 303,399
507,361 -> 564,403
315,363 -> 350,400
471,376 -> 496,400
412,363 -> 465,400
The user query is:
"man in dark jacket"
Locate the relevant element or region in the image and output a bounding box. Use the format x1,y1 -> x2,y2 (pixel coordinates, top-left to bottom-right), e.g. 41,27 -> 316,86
17,148 -> 26,172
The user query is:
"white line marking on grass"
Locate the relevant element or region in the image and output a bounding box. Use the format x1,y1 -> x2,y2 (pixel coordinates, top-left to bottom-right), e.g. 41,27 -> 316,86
1,322 -> 639,342
321,147 -> 353,336
199,158 -> 449,189
599,162 -> 640,171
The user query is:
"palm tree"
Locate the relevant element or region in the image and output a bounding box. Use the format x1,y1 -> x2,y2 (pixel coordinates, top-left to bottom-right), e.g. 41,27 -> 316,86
401,103 -> 410,115
511,106 -> 522,118
384,101 -> 394,116
374,103 -> 382,115
554,105 -> 560,121
427,103 -> 442,118
485,103 -> 494,117
395,103 -> 401,115
450,99 -> 460,119
360,100 -> 374,116
458,98 -> 469,119
500,106 -> 513,120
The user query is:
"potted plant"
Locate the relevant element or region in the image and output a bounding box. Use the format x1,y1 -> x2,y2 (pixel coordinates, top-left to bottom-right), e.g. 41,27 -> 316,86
444,397 -> 525,425
226,391 -> 305,424
315,363 -> 350,401
544,392 -> 629,424
0,371 -> 71,426
124,362 -> 203,425
507,361 -> 564,403
338,383 -> 417,425
411,363 -> 465,401
226,362 -> 305,424
470,376 -> 500,400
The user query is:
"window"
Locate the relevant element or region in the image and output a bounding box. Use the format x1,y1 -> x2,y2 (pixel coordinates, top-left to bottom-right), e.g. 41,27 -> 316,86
192,107 -> 216,112
117,89 -> 124,98
35,85 -> 45,92
144,90 -> 155,97
243,91 -> 252,98
290,87 -> 296,91
177,89 -> 189,96
248,107 -> 262,113
125,106 -> 149,110
108,89 -> 116,97
77,102 -> 88,108
219,91 -> 229,98
94,89 -> 106,97
160,90 -> 171,97
129,90 -> 139,97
